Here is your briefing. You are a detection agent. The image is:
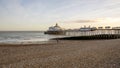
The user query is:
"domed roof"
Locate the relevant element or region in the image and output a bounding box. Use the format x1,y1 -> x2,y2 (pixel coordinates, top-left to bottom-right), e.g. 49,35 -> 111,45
54,23 -> 61,28
48,23 -> 63,31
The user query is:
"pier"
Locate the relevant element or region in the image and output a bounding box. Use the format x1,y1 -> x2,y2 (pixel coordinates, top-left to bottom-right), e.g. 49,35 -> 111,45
53,29 -> 120,40
65,29 -> 120,36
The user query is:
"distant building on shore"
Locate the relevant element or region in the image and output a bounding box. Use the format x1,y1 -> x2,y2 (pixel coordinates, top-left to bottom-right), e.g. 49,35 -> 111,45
44,23 -> 65,35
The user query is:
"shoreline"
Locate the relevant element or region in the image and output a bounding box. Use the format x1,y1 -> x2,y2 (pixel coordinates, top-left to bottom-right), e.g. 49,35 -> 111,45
0,40 -> 55,46
0,38 -> 120,46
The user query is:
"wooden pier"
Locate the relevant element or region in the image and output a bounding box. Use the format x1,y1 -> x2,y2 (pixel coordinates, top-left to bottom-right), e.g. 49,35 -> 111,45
65,29 -> 120,36
53,29 -> 120,40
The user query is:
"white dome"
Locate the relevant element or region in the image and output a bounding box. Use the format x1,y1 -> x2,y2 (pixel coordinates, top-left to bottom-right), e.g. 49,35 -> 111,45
48,23 -> 63,31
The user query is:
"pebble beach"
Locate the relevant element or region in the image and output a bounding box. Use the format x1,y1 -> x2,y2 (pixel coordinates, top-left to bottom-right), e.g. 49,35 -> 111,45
0,39 -> 120,68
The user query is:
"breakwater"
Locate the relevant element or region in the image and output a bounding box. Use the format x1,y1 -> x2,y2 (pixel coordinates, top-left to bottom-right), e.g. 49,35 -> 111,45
53,34 -> 120,40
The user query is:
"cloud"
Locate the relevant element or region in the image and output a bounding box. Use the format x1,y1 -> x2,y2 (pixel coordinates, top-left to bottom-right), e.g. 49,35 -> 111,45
73,19 -> 98,23
69,17 -> 120,23
69,19 -> 100,23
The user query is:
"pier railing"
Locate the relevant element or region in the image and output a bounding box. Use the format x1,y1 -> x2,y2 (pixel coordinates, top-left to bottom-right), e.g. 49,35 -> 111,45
65,29 -> 120,37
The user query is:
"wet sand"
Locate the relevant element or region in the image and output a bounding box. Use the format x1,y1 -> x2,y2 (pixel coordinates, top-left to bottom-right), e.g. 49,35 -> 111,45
0,39 -> 120,68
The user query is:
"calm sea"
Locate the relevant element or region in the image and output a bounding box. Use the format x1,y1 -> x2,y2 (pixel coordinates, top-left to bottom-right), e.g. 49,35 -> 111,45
0,31 -> 65,44
0,30 -> 118,44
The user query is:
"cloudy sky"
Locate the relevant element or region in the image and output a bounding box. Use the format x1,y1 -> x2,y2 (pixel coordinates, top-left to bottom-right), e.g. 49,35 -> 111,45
0,0 -> 120,31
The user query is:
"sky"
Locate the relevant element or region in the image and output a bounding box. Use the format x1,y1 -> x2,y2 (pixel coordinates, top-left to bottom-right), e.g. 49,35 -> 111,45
0,0 -> 120,31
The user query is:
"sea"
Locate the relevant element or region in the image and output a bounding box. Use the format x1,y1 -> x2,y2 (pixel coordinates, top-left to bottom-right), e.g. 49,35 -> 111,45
0,30 -> 119,44
0,31 -> 65,44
